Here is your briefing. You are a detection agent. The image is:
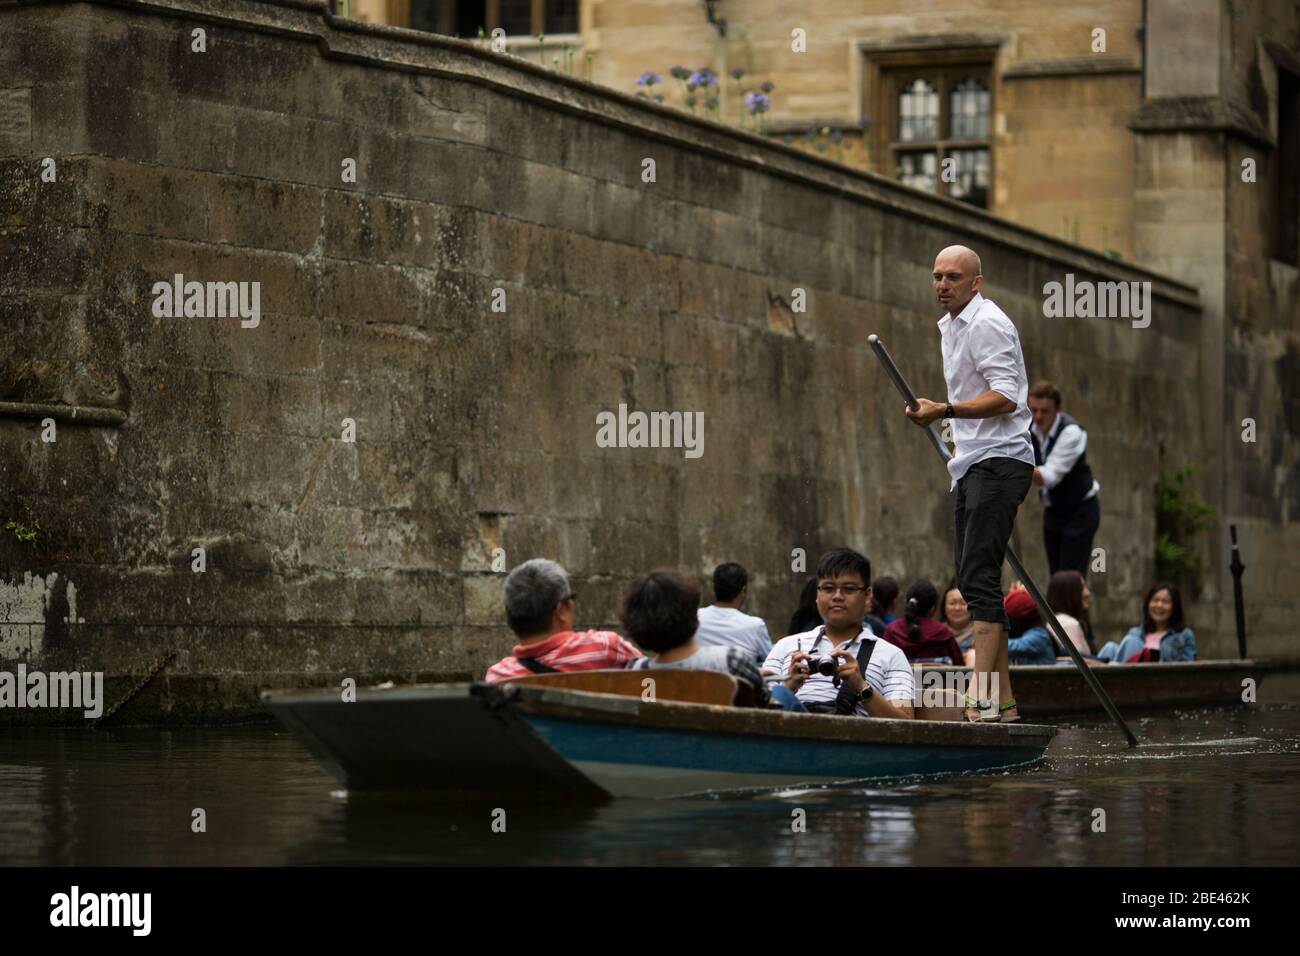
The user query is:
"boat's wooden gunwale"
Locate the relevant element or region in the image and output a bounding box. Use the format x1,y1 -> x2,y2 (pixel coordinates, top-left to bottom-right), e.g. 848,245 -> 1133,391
916,658 -> 1273,715
504,684 -> 1054,748
1010,659 -> 1272,676
922,659 -> 1273,677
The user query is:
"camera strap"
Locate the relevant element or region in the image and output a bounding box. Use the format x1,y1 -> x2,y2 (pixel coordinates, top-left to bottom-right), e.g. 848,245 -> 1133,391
857,635 -> 877,680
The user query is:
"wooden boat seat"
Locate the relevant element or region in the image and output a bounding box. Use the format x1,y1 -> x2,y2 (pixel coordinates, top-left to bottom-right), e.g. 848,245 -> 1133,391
504,669 -> 744,706
505,670 -> 964,718
912,687 -> 966,722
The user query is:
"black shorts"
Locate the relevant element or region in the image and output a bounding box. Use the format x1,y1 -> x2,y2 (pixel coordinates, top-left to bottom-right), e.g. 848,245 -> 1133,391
954,457 -> 1034,627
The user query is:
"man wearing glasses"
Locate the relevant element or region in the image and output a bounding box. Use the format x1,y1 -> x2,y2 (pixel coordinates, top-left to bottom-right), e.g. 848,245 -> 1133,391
762,549 -> 915,718
485,559 -> 643,681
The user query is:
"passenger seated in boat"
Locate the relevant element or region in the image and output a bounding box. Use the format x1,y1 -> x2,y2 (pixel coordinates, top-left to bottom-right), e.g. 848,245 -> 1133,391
619,568 -> 785,709
1045,570 -> 1094,654
868,575 -> 899,631
484,559 -> 643,682
694,562 -> 773,665
1096,582 -> 1197,663
940,581 -> 975,666
881,580 -> 966,665
786,578 -> 823,636
762,549 -> 915,718
1045,571 -> 1106,664
1004,588 -> 1057,666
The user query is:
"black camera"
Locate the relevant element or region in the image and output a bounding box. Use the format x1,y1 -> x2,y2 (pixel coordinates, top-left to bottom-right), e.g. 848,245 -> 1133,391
804,657 -> 838,677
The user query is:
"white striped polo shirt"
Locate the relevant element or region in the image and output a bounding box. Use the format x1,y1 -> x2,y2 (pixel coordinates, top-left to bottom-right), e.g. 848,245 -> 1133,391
763,625 -> 916,715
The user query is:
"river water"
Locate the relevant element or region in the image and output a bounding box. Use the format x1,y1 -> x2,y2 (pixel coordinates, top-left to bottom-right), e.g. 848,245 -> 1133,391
3,674 -> 1298,866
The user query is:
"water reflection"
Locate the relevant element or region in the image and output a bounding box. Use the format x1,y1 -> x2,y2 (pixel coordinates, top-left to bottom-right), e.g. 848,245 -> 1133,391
2,692 -> 1299,866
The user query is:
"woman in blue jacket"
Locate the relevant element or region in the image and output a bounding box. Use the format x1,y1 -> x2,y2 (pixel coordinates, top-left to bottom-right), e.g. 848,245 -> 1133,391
1097,583 -> 1197,662
1004,587 -> 1057,665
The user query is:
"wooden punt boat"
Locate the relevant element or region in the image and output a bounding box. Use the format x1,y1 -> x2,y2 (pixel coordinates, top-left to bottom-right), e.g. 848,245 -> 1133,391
919,659 -> 1273,717
263,671 -> 1056,799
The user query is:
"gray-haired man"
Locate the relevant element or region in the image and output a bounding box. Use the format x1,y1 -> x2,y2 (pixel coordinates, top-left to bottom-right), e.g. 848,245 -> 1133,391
484,559 -> 643,682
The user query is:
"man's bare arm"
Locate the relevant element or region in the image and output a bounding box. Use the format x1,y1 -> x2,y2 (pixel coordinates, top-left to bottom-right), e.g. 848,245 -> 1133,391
906,389 -> 1015,427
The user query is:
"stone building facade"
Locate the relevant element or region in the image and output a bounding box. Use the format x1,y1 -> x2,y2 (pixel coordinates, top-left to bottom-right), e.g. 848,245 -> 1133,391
0,0 -> 1294,720
353,0 -> 1300,667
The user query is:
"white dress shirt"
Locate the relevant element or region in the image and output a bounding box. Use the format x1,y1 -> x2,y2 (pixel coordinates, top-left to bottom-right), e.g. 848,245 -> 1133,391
938,292 -> 1035,489
1031,414 -> 1101,508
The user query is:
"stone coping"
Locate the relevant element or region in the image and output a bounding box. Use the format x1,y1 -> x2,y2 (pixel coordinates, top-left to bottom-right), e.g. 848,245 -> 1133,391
7,0 -> 1203,308
1002,56 -> 1142,79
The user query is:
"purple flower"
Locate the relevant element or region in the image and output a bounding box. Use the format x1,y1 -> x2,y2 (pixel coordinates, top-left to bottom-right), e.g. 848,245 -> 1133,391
745,91 -> 770,114
688,68 -> 719,90
730,66 -> 745,79
759,80 -> 774,93
684,94 -> 698,108
635,71 -> 663,87
670,65 -> 691,80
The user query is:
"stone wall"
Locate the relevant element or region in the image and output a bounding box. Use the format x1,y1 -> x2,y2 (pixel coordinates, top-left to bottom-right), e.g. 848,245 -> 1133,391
1132,0 -> 1300,651
0,0 -> 1247,722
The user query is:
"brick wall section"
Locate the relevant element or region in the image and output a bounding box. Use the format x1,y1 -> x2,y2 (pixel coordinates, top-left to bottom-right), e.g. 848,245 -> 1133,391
0,0 -> 1226,720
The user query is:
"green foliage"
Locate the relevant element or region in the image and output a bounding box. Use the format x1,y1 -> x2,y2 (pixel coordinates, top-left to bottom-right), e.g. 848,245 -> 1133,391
1062,214 -> 1080,244
4,500 -> 42,544
4,518 -> 40,543
1154,464 -> 1215,592
1101,223 -> 1123,260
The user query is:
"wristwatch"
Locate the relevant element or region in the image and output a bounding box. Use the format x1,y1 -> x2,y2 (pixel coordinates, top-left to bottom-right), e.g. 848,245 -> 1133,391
858,684 -> 874,703
945,402 -> 955,420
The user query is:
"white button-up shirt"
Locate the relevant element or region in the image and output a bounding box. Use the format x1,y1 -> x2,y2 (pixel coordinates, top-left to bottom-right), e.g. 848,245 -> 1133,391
938,292 -> 1035,488
1031,414 -> 1102,507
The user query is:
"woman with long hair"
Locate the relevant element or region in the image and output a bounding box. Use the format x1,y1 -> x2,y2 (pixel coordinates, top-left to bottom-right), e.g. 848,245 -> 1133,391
785,577 -> 822,637
1096,582 -> 1197,662
1045,570 -> 1094,655
881,580 -> 966,665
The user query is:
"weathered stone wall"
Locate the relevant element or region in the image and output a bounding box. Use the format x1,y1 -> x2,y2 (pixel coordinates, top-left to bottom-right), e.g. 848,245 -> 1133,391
1133,0 -> 1300,652
0,0 -> 1243,722
1217,0 -> 1300,650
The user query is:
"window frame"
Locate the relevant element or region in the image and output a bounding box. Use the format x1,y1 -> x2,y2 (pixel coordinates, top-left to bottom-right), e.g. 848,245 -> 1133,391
863,48 -> 998,209
401,0 -> 578,37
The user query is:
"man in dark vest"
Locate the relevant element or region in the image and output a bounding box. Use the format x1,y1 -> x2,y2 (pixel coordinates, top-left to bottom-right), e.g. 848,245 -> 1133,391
1028,381 -> 1101,577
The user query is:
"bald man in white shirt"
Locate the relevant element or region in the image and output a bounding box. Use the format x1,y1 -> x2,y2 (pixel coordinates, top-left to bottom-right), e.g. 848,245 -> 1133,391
904,245 -> 1035,723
